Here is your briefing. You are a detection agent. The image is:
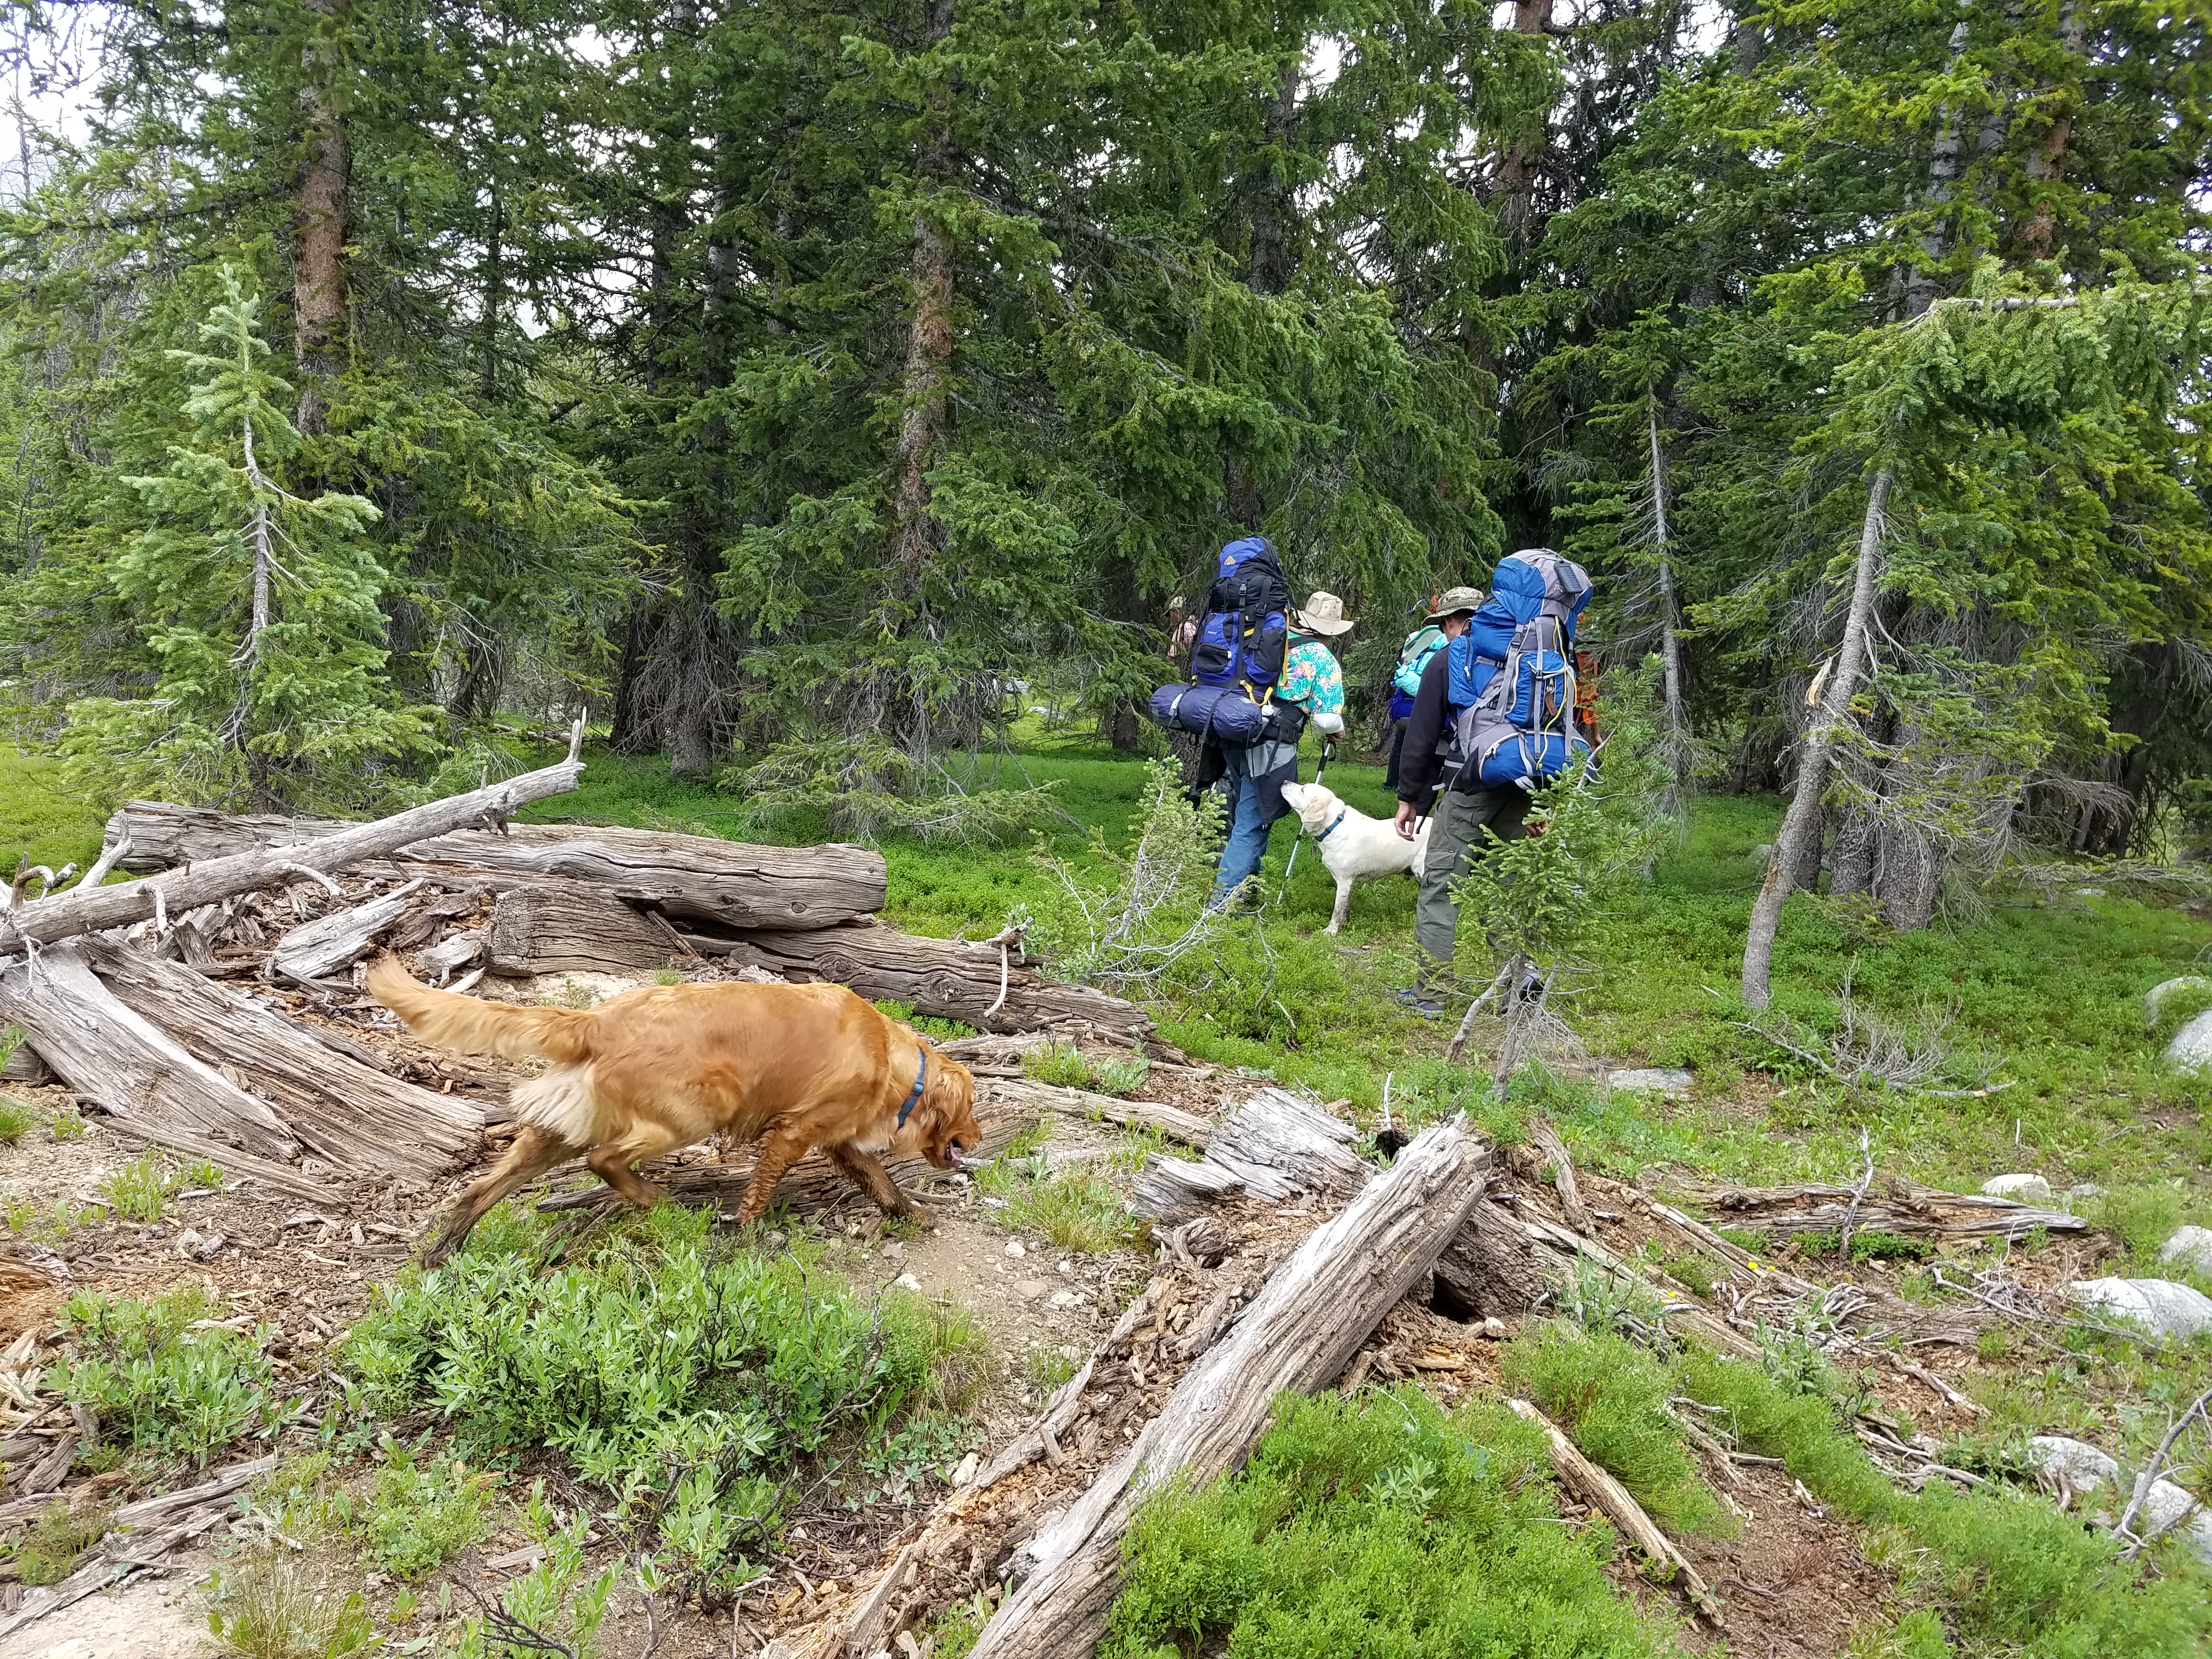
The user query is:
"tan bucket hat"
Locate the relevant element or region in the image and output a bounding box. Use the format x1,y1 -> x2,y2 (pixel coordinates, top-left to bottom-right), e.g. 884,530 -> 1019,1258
1425,585 -> 1485,622
1295,591 -> 1356,636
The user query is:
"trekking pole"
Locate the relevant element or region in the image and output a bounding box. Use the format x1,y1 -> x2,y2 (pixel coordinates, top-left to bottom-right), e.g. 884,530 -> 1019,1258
1276,740 -> 1336,902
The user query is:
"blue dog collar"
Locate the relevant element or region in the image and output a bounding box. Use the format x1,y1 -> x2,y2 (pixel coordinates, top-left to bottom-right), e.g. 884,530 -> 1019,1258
1313,810 -> 1348,844
897,1046 -> 927,1129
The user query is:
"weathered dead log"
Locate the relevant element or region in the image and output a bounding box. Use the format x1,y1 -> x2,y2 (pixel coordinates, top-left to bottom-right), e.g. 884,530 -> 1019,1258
1508,1398 -> 1724,1624
1130,1156 -> 1244,1223
417,928 -> 484,983
1684,1180 -> 2089,1245
0,1042 -> 52,1085
0,942 -> 301,1164
484,883 -> 678,977
3,726 -> 583,950
965,1119 -> 1489,1659
980,1077 -> 1210,1149
1526,1118 -> 1594,1235
1432,1199 -> 1567,1320
270,879 -> 423,981
1130,1088 -> 1366,1224
81,938 -> 481,1177
98,1115 -> 336,1204
533,1103 -> 1040,1219
692,922 -> 1150,1038
109,797 -> 883,933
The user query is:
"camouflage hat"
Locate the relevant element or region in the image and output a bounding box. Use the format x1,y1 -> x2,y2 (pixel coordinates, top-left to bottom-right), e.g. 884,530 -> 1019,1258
1425,586 -> 1484,620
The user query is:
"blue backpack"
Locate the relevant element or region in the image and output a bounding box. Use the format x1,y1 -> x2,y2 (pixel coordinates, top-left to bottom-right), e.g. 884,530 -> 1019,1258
1188,538 -> 1292,695
1443,550 -> 1594,789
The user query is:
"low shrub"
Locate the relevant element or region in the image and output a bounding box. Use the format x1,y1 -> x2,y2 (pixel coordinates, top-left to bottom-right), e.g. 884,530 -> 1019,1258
58,1283 -> 278,1461
358,1440 -> 496,1580
340,1204 -> 975,1585
10,1500 -> 109,1585
1104,1385 -> 1683,1658
973,1139 -> 1135,1255
1502,1322 -> 1728,1536
100,1152 -> 182,1222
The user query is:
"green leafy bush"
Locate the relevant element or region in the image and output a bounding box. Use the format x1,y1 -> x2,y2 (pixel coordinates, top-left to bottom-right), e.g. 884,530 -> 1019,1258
101,1152 -> 183,1222
340,1204 -> 972,1581
1502,1322 -> 1728,1537
359,1440 -> 496,1579
58,1283 -> 278,1460
1104,1385 -> 1683,1658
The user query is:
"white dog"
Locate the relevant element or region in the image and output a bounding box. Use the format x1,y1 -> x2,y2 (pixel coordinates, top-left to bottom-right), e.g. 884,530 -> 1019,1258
1279,781 -> 1430,934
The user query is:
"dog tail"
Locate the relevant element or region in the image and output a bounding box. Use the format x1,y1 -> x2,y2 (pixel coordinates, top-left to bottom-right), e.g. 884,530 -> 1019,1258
365,957 -> 595,1065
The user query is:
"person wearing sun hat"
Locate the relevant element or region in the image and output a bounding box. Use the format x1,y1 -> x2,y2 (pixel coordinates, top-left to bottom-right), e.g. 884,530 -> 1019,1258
1386,586 -> 1482,789
1209,589 -> 1356,906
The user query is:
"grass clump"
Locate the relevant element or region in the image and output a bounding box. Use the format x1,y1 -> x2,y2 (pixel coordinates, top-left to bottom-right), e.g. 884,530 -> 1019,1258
0,1094 -> 34,1146
58,1283 -> 278,1461
1020,1041 -> 1150,1099
9,1500 -> 110,1585
358,1439 -> 496,1579
1502,1322 -> 1728,1537
205,1557 -> 378,1659
101,1152 -> 183,1222
1103,1385 -> 1685,1658
340,1203 -> 977,1588
871,997 -> 978,1042
973,1132 -> 1135,1255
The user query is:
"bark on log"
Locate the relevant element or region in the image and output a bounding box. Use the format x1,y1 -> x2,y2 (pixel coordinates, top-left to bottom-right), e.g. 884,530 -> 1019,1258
1130,1156 -> 1244,1223
1432,1199 -> 1566,1319
486,883 -> 675,977
693,922 -> 1150,1038
966,1119 -> 1489,1659
1508,1398 -> 1724,1624
980,1077 -> 1210,1149
0,942 -> 301,1164
81,937 -> 481,1177
1685,1181 -> 2089,1245
270,880 -> 423,981
108,798 -> 882,933
5,730 -> 584,950
1129,1088 -> 1365,1223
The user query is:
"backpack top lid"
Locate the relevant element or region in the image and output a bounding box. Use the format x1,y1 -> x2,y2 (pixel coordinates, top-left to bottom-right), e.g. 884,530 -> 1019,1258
1487,548 -> 1592,630
1215,535 -> 1282,585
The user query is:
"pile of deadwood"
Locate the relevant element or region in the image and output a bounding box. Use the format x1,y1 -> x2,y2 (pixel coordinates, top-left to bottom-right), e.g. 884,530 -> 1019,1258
0,730 -> 1149,1207
769,1088 -> 2097,1659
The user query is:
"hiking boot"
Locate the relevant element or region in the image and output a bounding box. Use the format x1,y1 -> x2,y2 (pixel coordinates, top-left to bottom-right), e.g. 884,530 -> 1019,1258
1395,988 -> 1448,1020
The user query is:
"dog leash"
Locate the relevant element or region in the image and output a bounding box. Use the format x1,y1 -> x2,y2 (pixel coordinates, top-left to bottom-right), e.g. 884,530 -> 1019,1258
897,1046 -> 927,1128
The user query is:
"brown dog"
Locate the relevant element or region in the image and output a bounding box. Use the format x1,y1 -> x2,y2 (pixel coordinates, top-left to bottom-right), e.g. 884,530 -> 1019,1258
366,960 -> 981,1262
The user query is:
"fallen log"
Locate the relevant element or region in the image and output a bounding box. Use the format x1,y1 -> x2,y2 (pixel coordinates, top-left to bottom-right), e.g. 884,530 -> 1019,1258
3,725 -> 585,950
691,922 -> 1150,1038
979,1076 -> 1210,1150
1683,1180 -> 2090,1245
109,796 -> 883,933
1130,1088 -> 1366,1224
81,938 -> 481,1177
964,1118 -> 1489,1659
1432,1199 -> 1567,1321
0,943 -> 301,1164
486,882 -> 677,977
1507,1398 -> 1724,1624
270,879 -> 423,981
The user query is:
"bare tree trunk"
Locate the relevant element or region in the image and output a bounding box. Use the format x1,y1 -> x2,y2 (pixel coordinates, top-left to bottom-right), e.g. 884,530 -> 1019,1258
1647,406 -> 1689,816
1493,0 -> 1558,245
1742,467 -> 1893,1008
892,0 -> 957,585
1900,5 -> 1973,317
2016,1 -> 2080,259
291,0 -> 350,437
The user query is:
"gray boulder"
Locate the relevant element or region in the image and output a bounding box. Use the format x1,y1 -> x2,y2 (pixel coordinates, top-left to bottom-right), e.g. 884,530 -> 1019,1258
2155,1225 -> 2212,1277
2144,975 -> 2212,1025
2167,1009 -> 2212,1077
2069,1277 -> 2212,1339
2025,1435 -> 2212,1564
1606,1068 -> 1694,1099
1981,1173 -> 2053,1204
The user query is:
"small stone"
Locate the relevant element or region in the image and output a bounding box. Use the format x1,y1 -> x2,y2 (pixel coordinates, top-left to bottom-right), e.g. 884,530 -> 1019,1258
2072,887 -> 2106,898
881,1241 -> 905,1261
2069,1277 -> 2212,1339
766,1229 -> 788,1248
2155,1225 -> 2212,1277
1005,1240 -> 1026,1259
1049,1290 -> 1081,1310
1605,1068 -> 1693,1098
1014,1278 -> 1049,1300
1477,1317 -> 1507,1341
1748,843 -> 1774,867
2143,976 -> 2212,1025
1058,1260 -> 1073,1275
1980,1173 -> 2052,1204
950,1452 -> 980,1488
2166,1009 -> 2212,1077
2067,1183 -> 2103,1198
893,1273 -> 924,1293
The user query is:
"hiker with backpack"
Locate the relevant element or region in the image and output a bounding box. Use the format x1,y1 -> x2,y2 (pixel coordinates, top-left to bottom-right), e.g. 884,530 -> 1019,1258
1384,595 -> 1464,791
1392,552 -> 1593,1018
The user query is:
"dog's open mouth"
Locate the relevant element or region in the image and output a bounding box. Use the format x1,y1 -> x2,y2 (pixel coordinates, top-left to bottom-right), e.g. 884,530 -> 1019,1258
946,1142 -> 970,1171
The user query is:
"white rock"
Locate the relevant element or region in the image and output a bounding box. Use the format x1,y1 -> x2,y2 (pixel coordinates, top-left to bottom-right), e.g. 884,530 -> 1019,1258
2069,1277 -> 2212,1339
2072,887 -> 2106,899
1049,1290 -> 1081,1310
950,1451 -> 979,1488
2155,1226 -> 2212,1277
2067,1183 -> 2103,1198
1606,1068 -> 1693,1098
892,1273 -> 923,1293
2025,1435 -> 2212,1564
881,1240 -> 905,1260
2167,1010 -> 2212,1077
1005,1240 -> 1026,1259
1980,1173 -> 2053,1204
1058,1259 -> 1073,1274
2143,976 -> 2212,1024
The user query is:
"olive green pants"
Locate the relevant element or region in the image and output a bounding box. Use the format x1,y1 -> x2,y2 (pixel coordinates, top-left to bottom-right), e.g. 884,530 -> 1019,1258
1414,785 -> 1532,991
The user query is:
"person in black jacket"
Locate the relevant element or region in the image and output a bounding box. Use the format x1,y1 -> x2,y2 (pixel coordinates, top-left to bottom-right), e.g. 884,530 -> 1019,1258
1390,586 -> 1530,1018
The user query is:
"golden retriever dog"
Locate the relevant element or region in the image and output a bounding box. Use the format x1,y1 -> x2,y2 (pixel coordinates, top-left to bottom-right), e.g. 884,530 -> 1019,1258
366,959 -> 981,1262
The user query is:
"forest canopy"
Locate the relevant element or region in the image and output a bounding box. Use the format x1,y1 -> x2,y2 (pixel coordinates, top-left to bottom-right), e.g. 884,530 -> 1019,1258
0,0 -> 2206,916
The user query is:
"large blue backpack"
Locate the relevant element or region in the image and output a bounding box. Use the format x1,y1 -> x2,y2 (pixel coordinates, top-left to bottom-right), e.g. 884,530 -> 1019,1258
1189,538 -> 1292,695
1444,549 -> 1594,789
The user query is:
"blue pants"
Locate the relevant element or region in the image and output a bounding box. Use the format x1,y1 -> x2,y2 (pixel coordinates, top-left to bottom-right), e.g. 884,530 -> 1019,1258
1211,743 -> 1297,905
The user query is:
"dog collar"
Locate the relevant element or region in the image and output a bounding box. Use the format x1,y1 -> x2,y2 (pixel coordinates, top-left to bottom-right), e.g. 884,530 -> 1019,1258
897,1046 -> 927,1130
1313,810 -> 1348,844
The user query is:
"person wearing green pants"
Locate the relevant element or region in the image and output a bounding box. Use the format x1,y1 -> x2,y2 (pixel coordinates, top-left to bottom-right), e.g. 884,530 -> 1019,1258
1389,586 -> 1527,1018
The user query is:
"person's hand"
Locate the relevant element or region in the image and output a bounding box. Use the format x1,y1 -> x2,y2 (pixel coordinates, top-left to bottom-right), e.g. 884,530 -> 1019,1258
1394,802 -> 1419,842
